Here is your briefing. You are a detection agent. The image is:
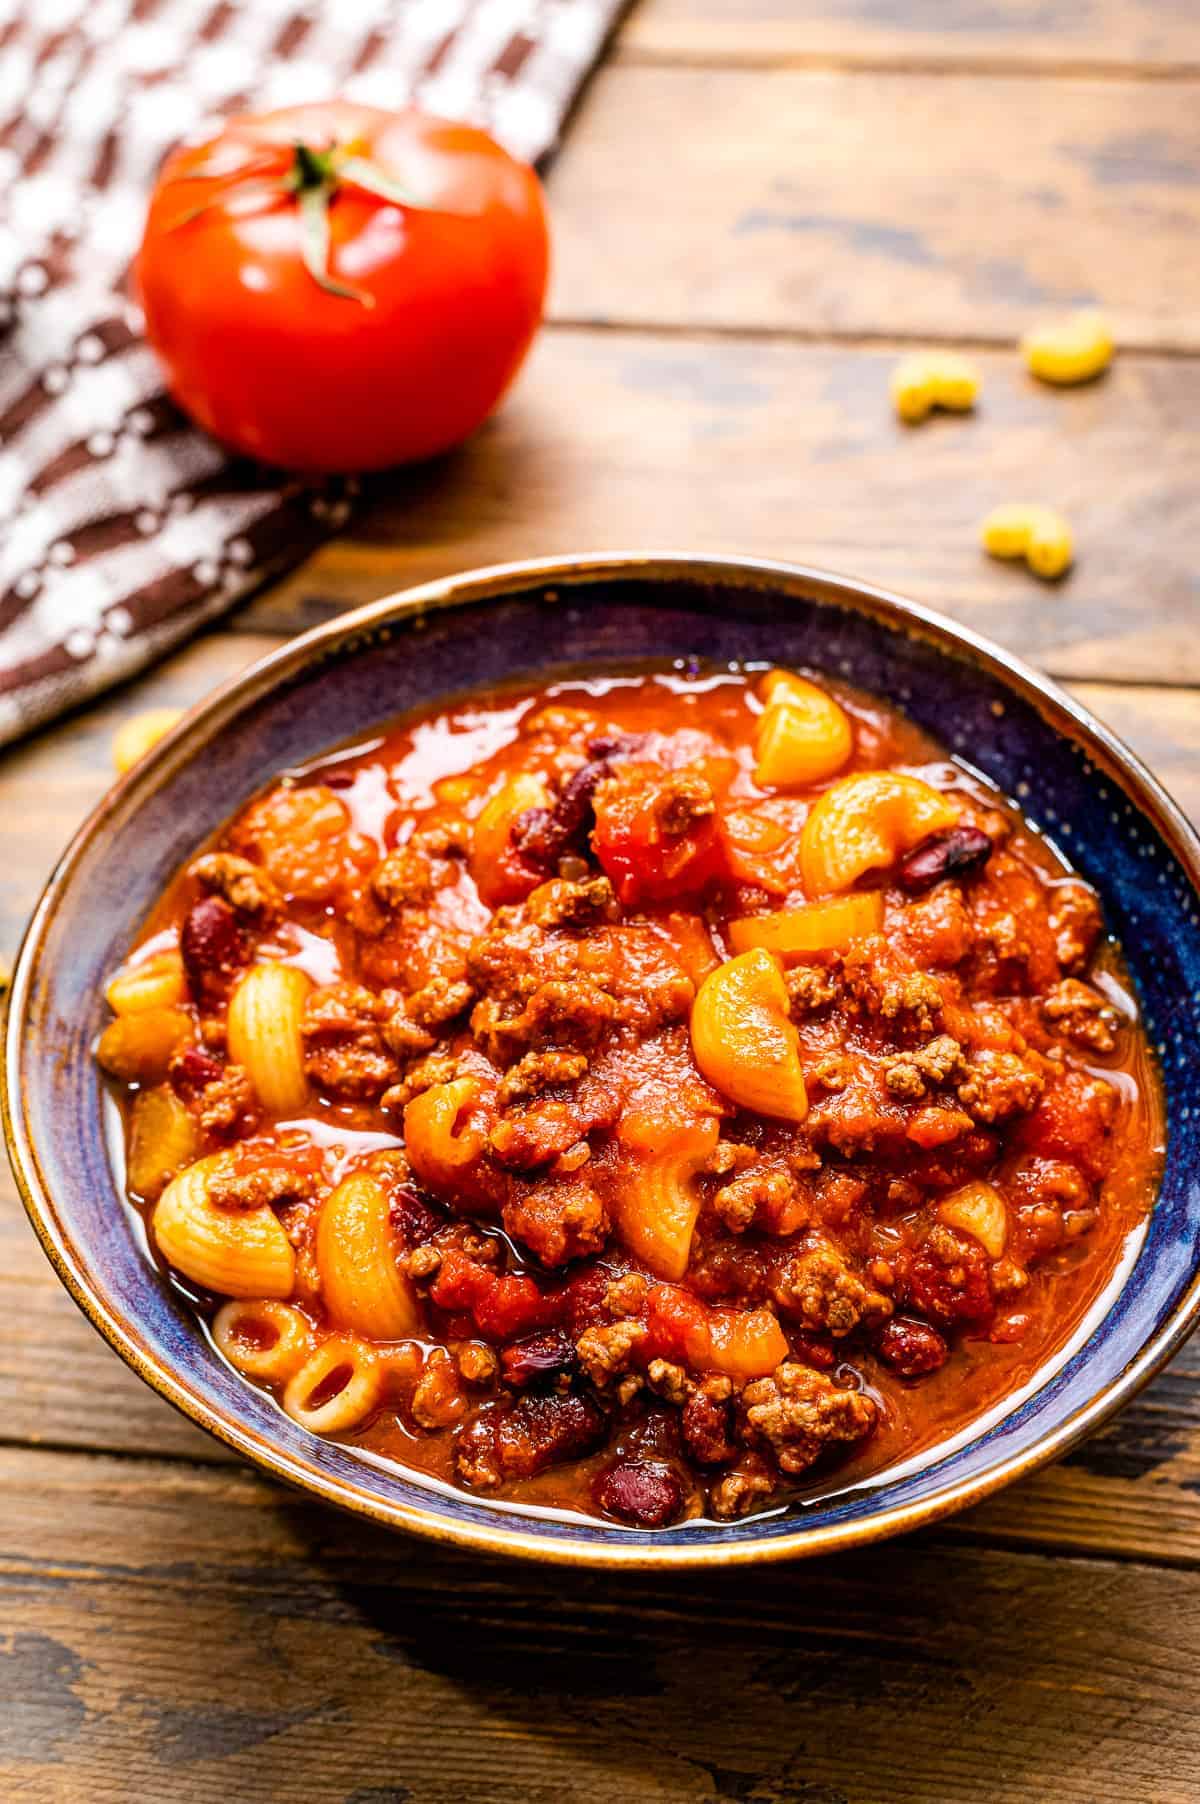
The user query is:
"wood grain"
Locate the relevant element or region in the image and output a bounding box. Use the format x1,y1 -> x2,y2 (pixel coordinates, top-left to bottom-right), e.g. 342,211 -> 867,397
548,65 -> 1200,349
238,328 -> 1200,687
627,0 -> 1200,73
2,1445 -> 1200,1804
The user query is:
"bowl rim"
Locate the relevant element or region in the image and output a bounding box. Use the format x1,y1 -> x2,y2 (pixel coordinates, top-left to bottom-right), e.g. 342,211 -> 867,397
6,548 -> 1200,1569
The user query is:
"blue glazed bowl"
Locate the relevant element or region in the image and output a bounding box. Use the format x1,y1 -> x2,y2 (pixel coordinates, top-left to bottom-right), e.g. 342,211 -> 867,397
6,553 -> 1200,1567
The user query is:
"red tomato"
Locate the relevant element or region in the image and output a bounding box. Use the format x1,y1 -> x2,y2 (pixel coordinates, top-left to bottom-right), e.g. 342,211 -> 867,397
137,102 -> 550,471
591,765 -> 729,906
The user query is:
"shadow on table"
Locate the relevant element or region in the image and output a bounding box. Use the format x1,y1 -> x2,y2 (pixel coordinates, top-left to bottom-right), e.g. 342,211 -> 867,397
276,1495 -> 1140,1804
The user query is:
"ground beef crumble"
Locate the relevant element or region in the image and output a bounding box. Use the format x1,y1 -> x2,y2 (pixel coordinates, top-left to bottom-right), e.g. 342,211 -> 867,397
576,1319 -> 649,1385
1049,881 -> 1104,973
190,851 -> 280,919
1041,978 -> 1119,1054
741,1365 -> 879,1476
710,1455 -> 777,1520
772,1243 -> 892,1338
713,1168 -> 801,1234
786,965 -> 840,1015
956,1048 -> 1046,1123
503,1173 -> 610,1267
196,1065 -> 258,1138
207,1162 -> 313,1211
883,1034 -> 966,1099
301,982 -> 405,1099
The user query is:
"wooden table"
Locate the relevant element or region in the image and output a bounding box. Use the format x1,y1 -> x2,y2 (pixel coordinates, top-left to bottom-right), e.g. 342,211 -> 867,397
4,6 -> 1200,1798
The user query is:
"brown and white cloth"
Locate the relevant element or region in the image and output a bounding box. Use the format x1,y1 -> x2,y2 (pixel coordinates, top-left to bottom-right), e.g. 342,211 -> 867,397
0,0 -> 626,747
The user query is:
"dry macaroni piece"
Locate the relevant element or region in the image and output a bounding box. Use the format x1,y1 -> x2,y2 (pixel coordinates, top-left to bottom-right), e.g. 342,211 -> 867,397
1021,309 -> 1114,386
889,352 -> 980,423
981,503 -> 1074,580
112,708 -> 185,775
98,665 -> 1160,1528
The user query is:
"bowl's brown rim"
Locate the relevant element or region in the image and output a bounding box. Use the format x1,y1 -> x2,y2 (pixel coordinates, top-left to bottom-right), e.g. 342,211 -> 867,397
6,549 -> 1200,1570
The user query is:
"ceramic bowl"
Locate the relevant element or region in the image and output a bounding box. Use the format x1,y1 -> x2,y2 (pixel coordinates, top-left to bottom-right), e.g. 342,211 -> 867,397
6,553 -> 1200,1567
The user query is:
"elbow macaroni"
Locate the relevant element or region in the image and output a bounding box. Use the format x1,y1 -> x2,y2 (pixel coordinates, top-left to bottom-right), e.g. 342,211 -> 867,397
980,503 -> 1073,581
615,1111 -> 718,1281
112,708 -> 184,775
105,949 -> 187,1015
153,1154 -> 296,1298
753,670 -> 853,789
470,772 -> 549,902
940,1180 -> 1008,1259
96,1006 -> 193,1085
696,1305 -> 789,1380
126,1085 -> 200,1199
316,1170 -> 420,1340
403,1077 -> 487,1198
729,892 -> 884,961
890,352 -> 980,423
691,948 -> 808,1122
227,962 -> 311,1115
800,771 -> 960,897
1021,309 -> 1113,386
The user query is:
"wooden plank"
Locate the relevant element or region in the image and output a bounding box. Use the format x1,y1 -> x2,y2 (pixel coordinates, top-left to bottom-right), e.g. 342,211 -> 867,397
2,1445 -> 1200,1803
2,634 -> 1200,1563
546,65 -> 1200,350
626,0 -> 1200,73
240,328 -> 1200,687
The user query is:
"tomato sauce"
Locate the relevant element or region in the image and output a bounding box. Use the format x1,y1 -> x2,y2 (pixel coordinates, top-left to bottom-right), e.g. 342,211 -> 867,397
98,666 -> 1162,1529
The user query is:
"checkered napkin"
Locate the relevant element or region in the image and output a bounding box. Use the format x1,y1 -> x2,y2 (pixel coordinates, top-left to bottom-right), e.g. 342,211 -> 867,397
0,0 -> 625,747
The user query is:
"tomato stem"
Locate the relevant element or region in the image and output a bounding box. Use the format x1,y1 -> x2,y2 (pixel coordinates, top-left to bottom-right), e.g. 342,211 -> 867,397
286,141 -> 340,195
285,139 -> 373,306
296,182 -> 370,306
167,135 -> 466,305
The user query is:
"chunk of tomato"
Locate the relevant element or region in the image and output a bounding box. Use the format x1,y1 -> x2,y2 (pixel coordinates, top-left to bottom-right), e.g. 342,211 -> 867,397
1016,1070 -> 1119,1182
591,766 -> 727,906
429,1248 -> 561,1340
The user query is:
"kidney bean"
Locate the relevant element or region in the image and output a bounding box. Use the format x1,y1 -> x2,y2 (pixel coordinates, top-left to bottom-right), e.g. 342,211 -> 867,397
169,1045 -> 225,1098
680,1387 -> 735,1466
387,1184 -> 446,1248
594,1458 -> 686,1527
500,1327 -> 578,1388
494,1389 -> 607,1479
787,1331 -> 837,1372
896,825 -> 993,893
875,1316 -> 950,1377
620,1406 -> 684,1462
180,895 -> 248,997
512,757 -> 611,871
